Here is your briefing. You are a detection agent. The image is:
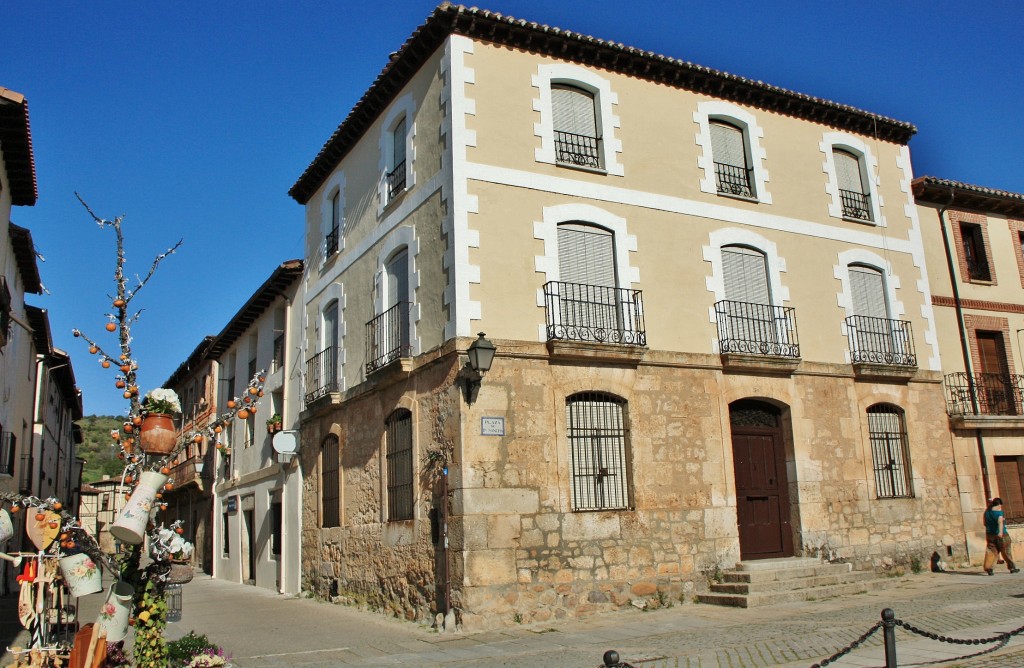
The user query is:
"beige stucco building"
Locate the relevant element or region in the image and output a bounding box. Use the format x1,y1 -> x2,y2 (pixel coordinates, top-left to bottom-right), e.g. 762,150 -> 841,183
914,177 -> 1024,559
291,5 -> 965,628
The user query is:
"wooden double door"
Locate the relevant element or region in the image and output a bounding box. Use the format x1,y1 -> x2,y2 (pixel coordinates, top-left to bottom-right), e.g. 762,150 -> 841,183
730,401 -> 793,560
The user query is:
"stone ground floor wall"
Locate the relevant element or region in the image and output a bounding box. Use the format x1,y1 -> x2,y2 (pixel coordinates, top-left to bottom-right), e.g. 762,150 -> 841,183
299,341 -> 968,630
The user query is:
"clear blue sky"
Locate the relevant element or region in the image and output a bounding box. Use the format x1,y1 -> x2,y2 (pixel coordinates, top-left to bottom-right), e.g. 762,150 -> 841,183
6,1 -> 1023,417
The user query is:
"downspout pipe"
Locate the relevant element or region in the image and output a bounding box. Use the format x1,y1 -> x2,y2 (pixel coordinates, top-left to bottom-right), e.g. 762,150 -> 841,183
934,190 -> 991,502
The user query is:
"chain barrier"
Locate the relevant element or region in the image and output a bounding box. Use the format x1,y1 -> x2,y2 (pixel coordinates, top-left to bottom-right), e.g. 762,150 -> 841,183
808,608 -> 1024,668
809,621 -> 882,668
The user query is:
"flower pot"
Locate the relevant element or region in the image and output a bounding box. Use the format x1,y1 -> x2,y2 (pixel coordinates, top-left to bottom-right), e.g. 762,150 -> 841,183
96,580 -> 134,642
110,471 -> 168,545
59,553 -> 103,597
167,561 -> 194,585
140,413 -> 178,455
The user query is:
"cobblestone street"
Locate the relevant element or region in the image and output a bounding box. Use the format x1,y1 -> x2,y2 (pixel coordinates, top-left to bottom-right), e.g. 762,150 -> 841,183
5,569 -> 1024,666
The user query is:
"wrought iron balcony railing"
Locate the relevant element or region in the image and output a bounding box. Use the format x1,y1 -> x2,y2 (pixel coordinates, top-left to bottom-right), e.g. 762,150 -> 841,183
714,162 -> 754,198
839,188 -> 872,221
944,372 -> 1024,416
366,301 -> 411,374
554,130 -> 602,169
305,346 -> 339,404
386,160 -> 407,201
325,226 -> 340,257
715,300 -> 800,358
965,254 -> 992,282
544,282 -> 646,346
845,315 -> 916,367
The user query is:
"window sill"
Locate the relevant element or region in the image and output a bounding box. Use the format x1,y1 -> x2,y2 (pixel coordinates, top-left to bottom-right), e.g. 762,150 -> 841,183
716,191 -> 760,204
966,278 -> 995,286
554,161 -> 608,176
842,215 -> 877,226
383,187 -> 409,214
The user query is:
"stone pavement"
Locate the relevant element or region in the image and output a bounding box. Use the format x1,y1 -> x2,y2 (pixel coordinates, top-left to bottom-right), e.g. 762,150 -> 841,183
5,569 -> 1024,666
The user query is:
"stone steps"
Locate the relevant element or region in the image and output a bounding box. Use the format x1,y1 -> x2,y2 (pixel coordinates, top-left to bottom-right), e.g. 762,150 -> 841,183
696,557 -> 900,608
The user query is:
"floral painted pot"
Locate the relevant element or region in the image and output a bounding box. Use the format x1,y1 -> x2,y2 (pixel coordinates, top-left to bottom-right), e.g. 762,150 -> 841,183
110,471 -> 168,545
97,580 -> 134,642
59,552 -> 103,597
0,509 -> 13,544
141,413 -> 177,455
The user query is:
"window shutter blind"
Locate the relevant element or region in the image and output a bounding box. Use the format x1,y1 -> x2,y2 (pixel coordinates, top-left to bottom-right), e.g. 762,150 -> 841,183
386,250 -> 409,307
710,121 -> 746,168
324,302 -> 339,349
849,266 -> 887,319
392,117 -> 406,167
834,150 -> 864,193
722,246 -> 770,304
552,86 -> 598,138
558,224 -> 616,287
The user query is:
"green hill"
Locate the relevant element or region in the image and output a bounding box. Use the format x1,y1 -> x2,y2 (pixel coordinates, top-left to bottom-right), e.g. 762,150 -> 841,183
77,415 -> 129,484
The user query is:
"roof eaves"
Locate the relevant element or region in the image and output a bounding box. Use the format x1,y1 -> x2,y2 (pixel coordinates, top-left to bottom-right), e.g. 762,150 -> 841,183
24,304 -> 52,356
0,87 -> 38,206
289,3 -> 917,204
207,259 -> 304,360
912,176 -> 1024,218
162,336 -> 216,390
9,223 -> 43,294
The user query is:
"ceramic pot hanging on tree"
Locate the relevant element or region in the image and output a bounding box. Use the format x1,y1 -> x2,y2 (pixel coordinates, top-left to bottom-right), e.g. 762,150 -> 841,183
109,471 -> 169,545
140,388 -> 181,455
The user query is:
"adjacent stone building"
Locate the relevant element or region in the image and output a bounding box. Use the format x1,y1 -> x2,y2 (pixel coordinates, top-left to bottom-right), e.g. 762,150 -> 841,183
290,4 -> 965,628
914,177 -> 1024,558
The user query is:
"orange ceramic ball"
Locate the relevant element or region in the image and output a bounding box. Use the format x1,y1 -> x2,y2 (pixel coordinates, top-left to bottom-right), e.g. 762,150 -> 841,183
160,467 -> 170,475
9,505 -> 19,514
89,346 -> 98,354
105,322 -> 117,332
34,512 -> 45,522
175,527 -> 184,535
115,380 -> 126,389
53,502 -> 62,511
123,391 -> 132,399
48,521 -> 58,529
101,360 -> 111,368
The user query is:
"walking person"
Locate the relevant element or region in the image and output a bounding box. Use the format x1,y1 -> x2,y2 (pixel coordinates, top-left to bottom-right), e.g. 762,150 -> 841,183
984,497 -> 1020,575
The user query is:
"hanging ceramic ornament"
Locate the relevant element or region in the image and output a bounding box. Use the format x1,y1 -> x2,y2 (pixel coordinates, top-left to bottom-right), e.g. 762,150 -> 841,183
26,511 -> 60,551
0,508 -> 13,543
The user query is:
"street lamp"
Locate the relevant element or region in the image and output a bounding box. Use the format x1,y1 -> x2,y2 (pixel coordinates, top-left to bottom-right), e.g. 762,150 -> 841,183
459,332 -> 496,405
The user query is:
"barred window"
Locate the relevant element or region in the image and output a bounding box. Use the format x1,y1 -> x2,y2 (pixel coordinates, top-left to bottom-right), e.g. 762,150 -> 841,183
566,393 -> 630,511
867,404 -> 914,498
386,409 -> 414,521
321,434 -> 340,528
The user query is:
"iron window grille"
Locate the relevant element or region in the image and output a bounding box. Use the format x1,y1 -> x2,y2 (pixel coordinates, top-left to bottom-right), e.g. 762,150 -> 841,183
867,404 -> 914,498
0,431 -> 14,476
325,226 -> 340,257
321,435 -> 340,528
0,277 -> 10,351
714,300 -> 800,358
554,131 -> 602,169
304,346 -> 339,404
365,301 -> 411,374
839,188 -> 872,221
385,409 -> 413,521
566,393 -> 630,511
544,281 -> 645,346
714,161 -> 754,198
944,372 -> 1024,416
845,315 -> 916,366
386,160 -> 407,201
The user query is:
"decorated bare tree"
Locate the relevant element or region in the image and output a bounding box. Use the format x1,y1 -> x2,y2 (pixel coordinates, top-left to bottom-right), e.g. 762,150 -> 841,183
4,197 -> 264,667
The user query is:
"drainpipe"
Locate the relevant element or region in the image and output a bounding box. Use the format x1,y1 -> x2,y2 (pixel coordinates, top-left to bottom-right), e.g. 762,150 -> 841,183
934,192 -> 991,502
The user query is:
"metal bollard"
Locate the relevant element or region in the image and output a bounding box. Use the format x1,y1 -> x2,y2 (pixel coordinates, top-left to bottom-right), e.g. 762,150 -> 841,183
881,608 -> 897,668
603,650 -> 636,668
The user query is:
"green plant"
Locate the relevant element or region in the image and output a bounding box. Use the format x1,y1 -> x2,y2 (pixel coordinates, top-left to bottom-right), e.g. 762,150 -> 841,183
168,631 -> 222,667
513,612 -> 523,624
266,413 -> 282,426
910,556 -> 922,574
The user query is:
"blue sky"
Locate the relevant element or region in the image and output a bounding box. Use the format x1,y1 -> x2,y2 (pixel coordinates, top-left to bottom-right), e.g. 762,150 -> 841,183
6,1 -> 1023,416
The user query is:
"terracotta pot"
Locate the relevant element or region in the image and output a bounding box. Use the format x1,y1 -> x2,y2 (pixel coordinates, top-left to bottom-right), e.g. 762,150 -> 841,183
109,471 -> 168,545
140,413 -> 177,455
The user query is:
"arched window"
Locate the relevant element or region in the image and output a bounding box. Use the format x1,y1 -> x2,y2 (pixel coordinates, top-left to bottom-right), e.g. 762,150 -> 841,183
866,404 -> 913,498
834,149 -> 871,221
321,434 -> 340,528
552,84 -> 601,168
566,392 -> 630,511
385,409 -> 413,521
710,120 -> 753,198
